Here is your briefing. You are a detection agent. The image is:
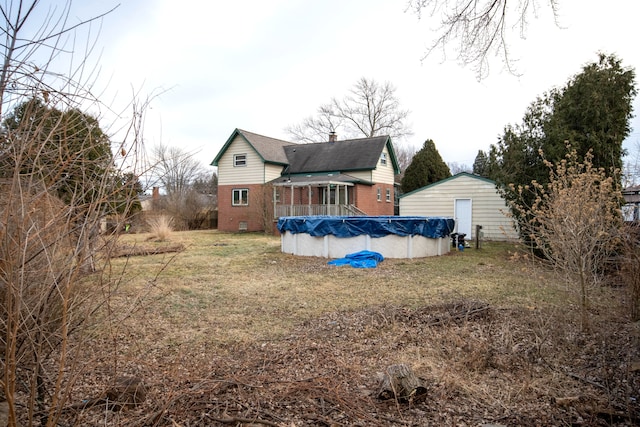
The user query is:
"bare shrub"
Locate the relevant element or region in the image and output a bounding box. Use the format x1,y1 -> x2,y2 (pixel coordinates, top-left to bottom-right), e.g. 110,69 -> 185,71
147,215 -> 174,241
508,148 -> 623,331
0,3 -> 155,425
157,189 -> 213,230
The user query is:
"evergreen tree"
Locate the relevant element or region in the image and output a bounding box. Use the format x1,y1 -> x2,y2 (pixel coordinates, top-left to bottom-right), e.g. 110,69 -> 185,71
1,97 -> 126,213
472,150 -> 488,176
486,53 -> 636,241
401,139 -> 451,193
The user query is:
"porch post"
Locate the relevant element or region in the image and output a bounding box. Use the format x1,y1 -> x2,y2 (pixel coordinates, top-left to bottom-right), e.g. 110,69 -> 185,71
334,184 -> 338,216
344,184 -> 348,214
325,185 -> 328,215
290,184 -> 294,216
273,186 -> 277,219
308,185 -> 312,216
329,184 -> 337,216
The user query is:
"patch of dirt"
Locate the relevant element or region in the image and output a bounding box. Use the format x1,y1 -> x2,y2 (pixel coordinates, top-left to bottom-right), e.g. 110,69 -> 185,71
54,300 -> 640,426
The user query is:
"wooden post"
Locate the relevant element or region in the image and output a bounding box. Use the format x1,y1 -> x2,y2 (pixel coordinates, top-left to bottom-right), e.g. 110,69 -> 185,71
475,224 -> 483,249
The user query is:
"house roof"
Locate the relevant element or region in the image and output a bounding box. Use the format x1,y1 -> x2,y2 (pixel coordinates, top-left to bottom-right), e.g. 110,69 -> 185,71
399,172 -> 497,198
283,135 -> 400,175
211,128 -> 294,166
212,129 -> 401,177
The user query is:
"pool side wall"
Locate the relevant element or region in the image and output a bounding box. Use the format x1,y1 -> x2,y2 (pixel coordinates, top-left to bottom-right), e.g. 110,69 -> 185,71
281,231 -> 450,259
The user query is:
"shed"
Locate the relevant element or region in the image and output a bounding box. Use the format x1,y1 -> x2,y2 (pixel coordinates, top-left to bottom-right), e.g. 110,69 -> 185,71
399,172 -> 518,241
622,185 -> 640,222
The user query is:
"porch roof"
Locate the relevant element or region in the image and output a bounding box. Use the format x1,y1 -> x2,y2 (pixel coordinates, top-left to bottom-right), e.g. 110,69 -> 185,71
269,172 -> 372,187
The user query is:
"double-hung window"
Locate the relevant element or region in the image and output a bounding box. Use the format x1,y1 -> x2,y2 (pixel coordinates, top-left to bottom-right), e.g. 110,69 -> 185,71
234,154 -> 247,167
386,188 -> 391,202
232,188 -> 249,206
380,152 -> 387,166
377,187 -> 382,201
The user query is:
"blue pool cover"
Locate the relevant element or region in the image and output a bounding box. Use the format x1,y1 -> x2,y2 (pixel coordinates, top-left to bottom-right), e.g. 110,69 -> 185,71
328,250 -> 384,268
277,216 -> 455,239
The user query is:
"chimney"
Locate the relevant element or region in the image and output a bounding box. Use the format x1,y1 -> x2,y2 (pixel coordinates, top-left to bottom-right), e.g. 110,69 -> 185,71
328,131 -> 337,143
152,186 -> 160,200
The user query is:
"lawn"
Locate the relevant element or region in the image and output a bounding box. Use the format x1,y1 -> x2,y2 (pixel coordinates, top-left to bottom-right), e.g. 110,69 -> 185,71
70,230 -> 638,426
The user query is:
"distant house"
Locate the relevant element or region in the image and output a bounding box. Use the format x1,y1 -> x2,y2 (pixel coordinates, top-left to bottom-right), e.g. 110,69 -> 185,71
623,185 -> 640,221
211,129 -> 400,232
399,172 -> 518,241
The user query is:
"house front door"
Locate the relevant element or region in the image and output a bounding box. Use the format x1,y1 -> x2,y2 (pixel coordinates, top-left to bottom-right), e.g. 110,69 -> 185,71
454,198 -> 472,238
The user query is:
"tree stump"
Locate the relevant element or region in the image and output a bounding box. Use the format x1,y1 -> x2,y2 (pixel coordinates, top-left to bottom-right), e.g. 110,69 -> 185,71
66,376 -> 148,412
105,376 -> 148,411
376,364 -> 426,402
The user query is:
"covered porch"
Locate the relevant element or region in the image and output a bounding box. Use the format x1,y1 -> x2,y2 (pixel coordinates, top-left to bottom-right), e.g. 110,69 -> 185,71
271,174 -> 366,218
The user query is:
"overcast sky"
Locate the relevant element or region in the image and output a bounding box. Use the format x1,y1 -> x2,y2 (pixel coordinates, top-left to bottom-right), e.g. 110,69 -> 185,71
68,0 -> 640,172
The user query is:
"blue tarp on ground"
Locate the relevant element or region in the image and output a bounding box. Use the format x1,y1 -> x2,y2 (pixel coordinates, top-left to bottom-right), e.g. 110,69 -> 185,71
327,250 -> 384,268
277,216 -> 455,239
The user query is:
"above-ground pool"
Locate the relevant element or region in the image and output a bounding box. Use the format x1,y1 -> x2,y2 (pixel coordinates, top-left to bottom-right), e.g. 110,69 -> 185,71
277,216 -> 455,259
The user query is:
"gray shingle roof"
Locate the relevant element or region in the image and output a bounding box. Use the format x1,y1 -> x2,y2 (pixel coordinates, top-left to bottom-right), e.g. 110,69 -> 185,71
237,129 -> 294,164
283,135 -> 390,174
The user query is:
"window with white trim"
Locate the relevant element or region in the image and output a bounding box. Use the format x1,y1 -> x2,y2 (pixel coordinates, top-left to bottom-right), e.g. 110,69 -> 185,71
380,152 -> 387,166
386,188 -> 391,202
232,188 -> 249,206
233,153 -> 247,167
377,187 -> 382,201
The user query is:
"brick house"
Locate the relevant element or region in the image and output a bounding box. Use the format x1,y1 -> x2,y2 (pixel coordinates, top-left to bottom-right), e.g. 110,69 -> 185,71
211,129 -> 400,232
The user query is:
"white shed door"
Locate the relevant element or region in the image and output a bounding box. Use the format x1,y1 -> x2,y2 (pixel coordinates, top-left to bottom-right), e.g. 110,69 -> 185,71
455,198 -> 472,238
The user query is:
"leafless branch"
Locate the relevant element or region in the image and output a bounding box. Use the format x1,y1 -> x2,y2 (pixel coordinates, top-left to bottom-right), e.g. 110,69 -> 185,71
407,0 -> 560,79
287,77 -> 412,142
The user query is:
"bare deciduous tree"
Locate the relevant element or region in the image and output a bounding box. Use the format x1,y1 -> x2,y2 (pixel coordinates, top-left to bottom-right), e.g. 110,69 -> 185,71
407,0 -> 560,78
623,141 -> 640,187
393,141 -> 418,183
448,161 -> 472,175
150,144 -> 205,196
287,77 -> 412,142
149,144 -> 215,229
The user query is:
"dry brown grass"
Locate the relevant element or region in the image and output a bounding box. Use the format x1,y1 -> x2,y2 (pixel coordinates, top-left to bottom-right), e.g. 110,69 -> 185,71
146,215 -> 175,241
106,231 -> 555,349
62,230 -> 638,426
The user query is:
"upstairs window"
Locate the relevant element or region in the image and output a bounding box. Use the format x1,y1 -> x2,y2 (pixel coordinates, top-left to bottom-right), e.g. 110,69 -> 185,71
234,153 -> 247,167
232,188 -> 249,206
380,152 -> 387,166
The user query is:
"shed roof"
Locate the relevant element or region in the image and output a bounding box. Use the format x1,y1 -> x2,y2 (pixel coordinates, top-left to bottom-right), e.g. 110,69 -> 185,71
399,172 -> 497,198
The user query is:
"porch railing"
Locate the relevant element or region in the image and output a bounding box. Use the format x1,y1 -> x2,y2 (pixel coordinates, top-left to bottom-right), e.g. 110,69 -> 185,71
275,204 -> 366,218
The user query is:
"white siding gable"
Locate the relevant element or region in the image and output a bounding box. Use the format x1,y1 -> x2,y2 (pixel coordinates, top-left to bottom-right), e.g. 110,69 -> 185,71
371,145 -> 395,185
218,135 -> 270,185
